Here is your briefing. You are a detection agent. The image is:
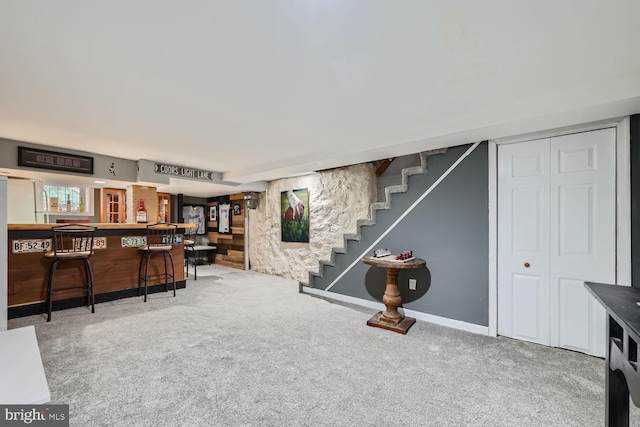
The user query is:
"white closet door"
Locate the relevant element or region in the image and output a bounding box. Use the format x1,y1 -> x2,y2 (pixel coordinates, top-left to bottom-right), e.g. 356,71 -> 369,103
549,128 -> 615,357
498,128 -> 616,356
498,139 -> 551,346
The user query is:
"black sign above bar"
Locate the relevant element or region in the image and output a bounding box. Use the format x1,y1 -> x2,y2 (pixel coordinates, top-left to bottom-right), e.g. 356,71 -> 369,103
18,146 -> 94,175
154,162 -> 216,182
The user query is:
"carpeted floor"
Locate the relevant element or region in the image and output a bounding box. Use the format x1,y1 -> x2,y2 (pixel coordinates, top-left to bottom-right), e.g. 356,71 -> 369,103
8,265 -> 640,426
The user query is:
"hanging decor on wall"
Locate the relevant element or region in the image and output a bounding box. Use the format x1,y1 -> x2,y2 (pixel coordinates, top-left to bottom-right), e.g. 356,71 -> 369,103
209,205 -> 217,221
183,205 -> 206,235
218,202 -> 231,234
281,189 -> 309,243
233,203 -> 241,216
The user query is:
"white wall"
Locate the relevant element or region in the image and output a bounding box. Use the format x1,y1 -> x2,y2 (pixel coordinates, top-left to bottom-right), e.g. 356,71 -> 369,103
1,176 -> 8,331
248,164 -> 376,282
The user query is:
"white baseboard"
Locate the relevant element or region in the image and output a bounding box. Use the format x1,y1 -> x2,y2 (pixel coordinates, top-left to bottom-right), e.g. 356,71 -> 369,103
403,308 -> 489,335
301,287 -> 489,336
302,286 -> 385,310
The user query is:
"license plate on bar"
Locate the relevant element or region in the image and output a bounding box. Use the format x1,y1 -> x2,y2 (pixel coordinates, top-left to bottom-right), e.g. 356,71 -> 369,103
73,236 -> 107,250
162,235 -> 183,244
12,239 -> 52,254
121,236 -> 147,248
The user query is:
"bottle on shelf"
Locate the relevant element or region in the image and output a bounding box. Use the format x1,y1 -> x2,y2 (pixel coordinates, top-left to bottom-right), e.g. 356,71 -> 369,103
136,201 -> 147,223
66,194 -> 71,212
49,196 -> 59,212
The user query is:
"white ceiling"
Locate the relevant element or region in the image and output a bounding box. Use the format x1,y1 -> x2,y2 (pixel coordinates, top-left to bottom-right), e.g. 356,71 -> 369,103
1,1 -> 639,197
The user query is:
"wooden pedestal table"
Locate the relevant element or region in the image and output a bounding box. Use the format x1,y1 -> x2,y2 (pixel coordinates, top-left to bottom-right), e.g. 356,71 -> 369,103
362,256 -> 426,334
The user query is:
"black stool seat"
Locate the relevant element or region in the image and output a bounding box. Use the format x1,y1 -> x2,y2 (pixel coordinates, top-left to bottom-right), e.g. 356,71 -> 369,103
45,224 -> 96,322
138,224 -> 178,302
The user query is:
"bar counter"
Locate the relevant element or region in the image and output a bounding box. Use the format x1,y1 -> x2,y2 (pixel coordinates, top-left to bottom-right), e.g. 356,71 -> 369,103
8,223 -> 194,318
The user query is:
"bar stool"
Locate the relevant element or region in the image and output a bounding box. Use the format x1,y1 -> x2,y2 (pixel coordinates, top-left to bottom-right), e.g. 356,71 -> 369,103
138,224 -> 177,302
183,226 -> 197,279
45,224 -> 96,322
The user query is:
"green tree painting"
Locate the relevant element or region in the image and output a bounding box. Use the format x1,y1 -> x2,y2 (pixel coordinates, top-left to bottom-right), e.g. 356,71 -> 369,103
281,189 -> 309,243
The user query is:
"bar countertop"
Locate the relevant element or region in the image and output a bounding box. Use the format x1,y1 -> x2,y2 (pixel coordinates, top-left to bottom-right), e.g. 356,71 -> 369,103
9,223 -> 196,231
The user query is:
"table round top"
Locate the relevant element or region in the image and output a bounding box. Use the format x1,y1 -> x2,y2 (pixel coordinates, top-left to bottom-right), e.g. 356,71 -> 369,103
362,256 -> 426,269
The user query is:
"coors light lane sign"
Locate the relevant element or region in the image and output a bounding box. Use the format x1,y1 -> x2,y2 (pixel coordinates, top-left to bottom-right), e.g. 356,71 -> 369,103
154,163 -> 216,181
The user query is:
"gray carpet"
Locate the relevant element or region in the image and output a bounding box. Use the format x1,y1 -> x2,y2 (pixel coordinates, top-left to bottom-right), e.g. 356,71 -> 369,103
8,265 -> 640,426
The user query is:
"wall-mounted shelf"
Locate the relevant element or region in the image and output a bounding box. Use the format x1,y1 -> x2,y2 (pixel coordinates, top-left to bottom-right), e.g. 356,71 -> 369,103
41,211 -> 93,216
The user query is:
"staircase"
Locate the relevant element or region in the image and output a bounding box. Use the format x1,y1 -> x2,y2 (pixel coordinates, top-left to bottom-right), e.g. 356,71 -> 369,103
301,148 -> 447,289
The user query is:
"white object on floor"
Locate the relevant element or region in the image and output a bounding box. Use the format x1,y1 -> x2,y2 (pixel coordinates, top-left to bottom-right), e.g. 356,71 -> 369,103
0,325 -> 50,404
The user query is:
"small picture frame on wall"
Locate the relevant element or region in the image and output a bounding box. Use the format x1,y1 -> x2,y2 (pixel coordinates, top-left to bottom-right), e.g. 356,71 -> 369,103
219,203 -> 231,234
209,205 -> 217,221
233,203 -> 241,216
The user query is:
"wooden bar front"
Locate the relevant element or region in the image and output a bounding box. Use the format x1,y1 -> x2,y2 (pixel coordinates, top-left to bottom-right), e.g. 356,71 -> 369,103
8,224 -> 192,311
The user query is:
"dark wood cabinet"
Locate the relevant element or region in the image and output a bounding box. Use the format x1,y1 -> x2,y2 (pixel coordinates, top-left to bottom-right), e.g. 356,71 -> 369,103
157,192 -> 171,223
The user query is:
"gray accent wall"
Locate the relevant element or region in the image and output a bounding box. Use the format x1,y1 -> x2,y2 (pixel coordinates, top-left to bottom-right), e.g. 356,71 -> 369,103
0,137 -> 138,183
317,143 -> 489,326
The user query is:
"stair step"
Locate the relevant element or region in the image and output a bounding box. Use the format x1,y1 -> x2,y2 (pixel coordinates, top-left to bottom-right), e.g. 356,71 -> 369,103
308,271 -> 322,285
403,165 -> 425,178
371,202 -> 391,211
423,148 -> 447,157
308,148 -> 447,288
384,184 -> 407,201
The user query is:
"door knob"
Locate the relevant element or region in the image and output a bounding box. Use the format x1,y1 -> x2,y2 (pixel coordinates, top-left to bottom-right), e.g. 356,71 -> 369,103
524,262 -> 530,268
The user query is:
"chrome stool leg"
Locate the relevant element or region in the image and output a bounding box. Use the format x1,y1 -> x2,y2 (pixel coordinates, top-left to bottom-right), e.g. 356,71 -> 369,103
143,252 -> 151,302
46,260 -> 58,322
84,258 -> 95,314
167,251 -> 176,297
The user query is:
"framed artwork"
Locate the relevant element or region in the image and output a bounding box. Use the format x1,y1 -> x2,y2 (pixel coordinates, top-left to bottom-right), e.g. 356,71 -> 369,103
218,202 -> 231,234
281,188 -> 309,243
233,203 -> 241,215
183,205 -> 206,235
209,205 -> 217,221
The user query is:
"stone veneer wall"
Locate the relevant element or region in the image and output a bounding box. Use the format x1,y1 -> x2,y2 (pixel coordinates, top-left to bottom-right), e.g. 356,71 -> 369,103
248,163 -> 376,282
